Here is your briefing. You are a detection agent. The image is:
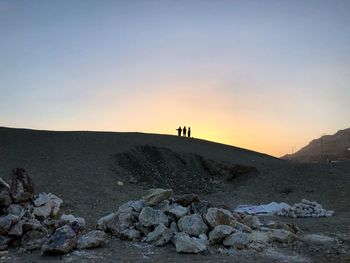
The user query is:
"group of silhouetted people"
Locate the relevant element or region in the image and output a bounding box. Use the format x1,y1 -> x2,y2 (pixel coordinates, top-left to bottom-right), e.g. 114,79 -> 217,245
176,126 -> 191,137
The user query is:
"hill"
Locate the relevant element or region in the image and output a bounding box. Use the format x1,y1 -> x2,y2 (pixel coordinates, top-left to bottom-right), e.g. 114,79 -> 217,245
283,128 -> 350,163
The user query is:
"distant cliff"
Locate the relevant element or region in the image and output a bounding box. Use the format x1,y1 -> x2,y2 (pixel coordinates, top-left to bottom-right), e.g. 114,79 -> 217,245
283,128 -> 350,163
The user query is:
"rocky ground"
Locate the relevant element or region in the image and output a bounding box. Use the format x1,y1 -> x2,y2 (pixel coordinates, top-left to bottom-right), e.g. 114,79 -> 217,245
0,127 -> 349,262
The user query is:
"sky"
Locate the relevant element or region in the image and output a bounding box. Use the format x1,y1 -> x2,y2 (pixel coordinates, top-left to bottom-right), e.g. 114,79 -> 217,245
0,0 -> 349,157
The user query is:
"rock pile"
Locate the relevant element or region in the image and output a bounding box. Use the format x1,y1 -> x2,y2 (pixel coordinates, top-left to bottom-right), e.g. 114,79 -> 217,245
97,188 -> 299,254
0,168 -> 106,254
276,199 -> 334,218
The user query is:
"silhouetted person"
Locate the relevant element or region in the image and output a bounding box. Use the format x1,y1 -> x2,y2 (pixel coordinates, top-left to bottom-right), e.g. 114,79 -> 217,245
183,126 -> 187,137
188,127 -> 191,138
176,126 -> 182,136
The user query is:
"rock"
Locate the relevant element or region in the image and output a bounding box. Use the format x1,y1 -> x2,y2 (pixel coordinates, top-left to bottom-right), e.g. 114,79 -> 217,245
0,215 -> 19,235
33,202 -> 52,219
60,214 -> 85,231
302,234 -> 335,243
175,194 -> 199,207
167,204 -> 188,219
76,230 -> 106,250
143,188 -> 173,206
173,232 -> 207,253
139,207 -> 168,227
131,200 -> 145,212
48,194 -> 63,217
120,228 -> 141,241
33,193 -> 51,207
268,229 -> 297,243
267,221 -> 298,234
145,223 -> 173,246
178,214 -> 208,237
208,225 -> 235,244
7,204 -> 24,218
249,230 -> 269,244
154,200 -> 171,212
170,222 -> 179,233
21,230 -> 48,251
0,235 -> 12,251
129,176 -> 138,184
42,225 -> 77,254
190,200 -> 212,215
242,215 -> 260,230
134,222 -> 151,236
23,219 -> 43,231
0,180 -> 12,208
223,232 -> 250,249
234,222 -> 252,233
10,168 -> 35,203
96,213 -> 116,231
96,210 -> 134,236
204,208 -> 236,228
8,220 -> 23,237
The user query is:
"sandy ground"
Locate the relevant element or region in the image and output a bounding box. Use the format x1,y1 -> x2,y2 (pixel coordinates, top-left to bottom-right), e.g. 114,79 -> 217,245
0,127 -> 349,262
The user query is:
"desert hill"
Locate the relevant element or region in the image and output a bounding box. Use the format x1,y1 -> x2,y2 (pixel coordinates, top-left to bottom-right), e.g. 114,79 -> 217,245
283,128 -> 350,163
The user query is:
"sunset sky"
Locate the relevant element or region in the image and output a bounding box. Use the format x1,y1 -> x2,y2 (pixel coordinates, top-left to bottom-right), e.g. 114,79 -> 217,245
1,0 -> 349,157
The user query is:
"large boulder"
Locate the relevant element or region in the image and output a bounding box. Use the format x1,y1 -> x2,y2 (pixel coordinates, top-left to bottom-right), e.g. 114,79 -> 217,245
178,214 -> 208,237
139,207 -> 168,227
42,225 -> 77,254
21,230 -> 48,251
145,223 -> 173,246
204,208 -> 236,228
0,179 -> 12,208
173,232 -> 208,253
143,189 -> 173,206
223,232 -> 250,249
76,230 -> 106,250
208,225 -> 235,244
10,168 -> 35,203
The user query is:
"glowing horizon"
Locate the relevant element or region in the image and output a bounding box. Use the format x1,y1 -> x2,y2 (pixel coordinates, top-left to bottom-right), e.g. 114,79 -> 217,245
1,1 -> 349,157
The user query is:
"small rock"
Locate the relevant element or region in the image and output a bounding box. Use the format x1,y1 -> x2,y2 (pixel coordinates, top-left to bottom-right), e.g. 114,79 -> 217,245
96,213 -> 116,231
143,188 -> 173,206
120,228 -> 141,241
145,223 -> 173,246
139,207 -> 168,227
242,215 -> 260,230
178,214 -> 208,237
33,193 -> 51,207
96,210 -> 134,236
23,219 -> 43,231
204,208 -> 236,228
33,202 -> 52,219
129,176 -> 138,184
173,232 -> 207,253
48,194 -> 63,217
7,204 -> 24,218
0,180 -> 12,208
0,235 -> 12,251
8,220 -> 23,237
21,230 -> 48,251
60,214 -> 85,230
131,200 -> 145,212
10,168 -> 35,203
209,225 -> 235,244
223,232 -> 250,249
170,222 -> 179,233
175,194 -> 199,207
168,204 -> 188,219
154,200 -> 171,212
76,230 -> 106,250
42,225 -> 77,254
190,200 -> 212,215
268,229 -> 297,243
0,215 -> 19,235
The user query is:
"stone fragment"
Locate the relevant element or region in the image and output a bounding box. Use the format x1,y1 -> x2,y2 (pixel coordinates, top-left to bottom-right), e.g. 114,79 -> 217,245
97,209 -> 134,236
33,202 -> 52,219
0,215 -> 19,235
209,225 -> 235,244
131,200 -> 145,212
170,222 -> 179,233
23,218 -> 43,231
34,193 -> 51,207
21,230 -> 48,251
145,223 -> 173,246
42,225 -> 77,254
173,232 -> 207,253
76,230 -> 106,250
8,220 -> 23,237
175,194 -> 199,207
10,168 -> 35,203
143,188 -> 173,206
268,229 -> 297,243
139,207 -> 168,227
154,200 -> 171,212
234,222 -> 252,233
60,214 -> 85,231
48,194 -> 63,217
223,232 -> 250,249
96,213 -> 116,231
178,214 -> 208,237
190,200 -> 212,215
167,204 -> 188,219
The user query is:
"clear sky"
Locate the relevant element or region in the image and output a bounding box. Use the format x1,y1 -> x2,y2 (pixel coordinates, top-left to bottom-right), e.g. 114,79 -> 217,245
1,0 -> 349,157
